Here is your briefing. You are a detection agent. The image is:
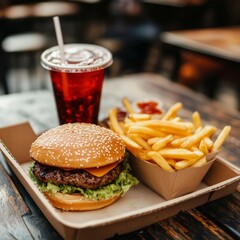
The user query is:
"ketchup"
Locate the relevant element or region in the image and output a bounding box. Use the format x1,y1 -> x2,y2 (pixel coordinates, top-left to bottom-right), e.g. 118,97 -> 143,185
137,101 -> 162,114
117,108 -> 127,121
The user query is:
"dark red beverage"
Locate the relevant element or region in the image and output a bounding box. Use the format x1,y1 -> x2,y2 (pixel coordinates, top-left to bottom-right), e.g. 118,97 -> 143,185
41,44 -> 112,124
50,69 -> 104,124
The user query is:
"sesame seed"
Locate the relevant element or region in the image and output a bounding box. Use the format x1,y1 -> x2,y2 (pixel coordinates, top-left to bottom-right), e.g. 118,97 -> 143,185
30,123 -> 125,168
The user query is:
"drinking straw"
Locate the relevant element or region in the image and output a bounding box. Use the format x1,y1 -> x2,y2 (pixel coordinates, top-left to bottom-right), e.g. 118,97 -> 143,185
53,16 -> 66,63
53,16 -> 70,99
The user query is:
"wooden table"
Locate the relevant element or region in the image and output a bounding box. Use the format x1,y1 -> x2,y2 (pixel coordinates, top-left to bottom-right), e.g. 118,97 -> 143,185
160,27 -> 240,103
0,73 -> 239,239
142,0 -> 205,7
161,27 -> 240,63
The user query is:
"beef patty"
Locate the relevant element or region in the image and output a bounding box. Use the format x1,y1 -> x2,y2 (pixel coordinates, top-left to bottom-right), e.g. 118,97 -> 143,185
32,161 -> 123,190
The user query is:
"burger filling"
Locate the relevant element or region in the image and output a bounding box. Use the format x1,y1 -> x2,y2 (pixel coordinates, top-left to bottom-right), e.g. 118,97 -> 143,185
32,161 -> 123,189
29,154 -> 139,201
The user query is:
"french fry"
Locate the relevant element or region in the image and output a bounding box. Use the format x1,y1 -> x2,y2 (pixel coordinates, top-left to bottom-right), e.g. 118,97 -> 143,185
129,133 -> 150,140
130,135 -> 152,150
158,148 -> 204,160
212,126 -> 231,152
129,113 -> 151,121
147,137 -> 163,145
182,122 -> 195,131
192,111 -> 202,129
192,156 -> 207,167
199,140 -> 209,154
162,102 -> 183,120
129,147 -> 152,160
191,146 -> 200,152
166,159 -> 177,168
195,126 -> 203,133
171,117 -> 182,122
170,136 -> 189,147
109,108 -> 124,136
152,135 -> 173,151
122,97 -> 135,114
175,157 -> 201,170
108,99 -> 231,172
119,122 -> 127,134
127,119 -> 190,136
120,134 -> 142,150
175,149 -> 203,170
147,151 -> 175,172
181,125 -> 216,149
128,125 -> 166,137
203,137 -> 213,150
124,118 -> 134,124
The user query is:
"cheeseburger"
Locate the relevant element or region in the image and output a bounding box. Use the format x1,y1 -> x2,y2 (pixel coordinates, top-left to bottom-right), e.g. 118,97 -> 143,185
29,123 -> 138,211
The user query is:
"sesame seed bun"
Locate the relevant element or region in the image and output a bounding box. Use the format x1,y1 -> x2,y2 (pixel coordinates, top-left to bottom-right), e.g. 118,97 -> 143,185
44,192 -> 121,211
30,123 -> 125,169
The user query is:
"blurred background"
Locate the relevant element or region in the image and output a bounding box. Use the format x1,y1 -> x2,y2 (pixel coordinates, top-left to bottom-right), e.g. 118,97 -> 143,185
0,0 -> 240,111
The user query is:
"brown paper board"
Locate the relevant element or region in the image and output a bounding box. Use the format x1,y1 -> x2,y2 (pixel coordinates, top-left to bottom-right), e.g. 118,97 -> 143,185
0,122 -> 239,240
0,122 -> 36,163
130,154 -> 216,200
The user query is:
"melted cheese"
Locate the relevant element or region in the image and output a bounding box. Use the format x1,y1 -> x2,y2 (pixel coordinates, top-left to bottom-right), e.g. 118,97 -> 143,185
85,161 -> 120,177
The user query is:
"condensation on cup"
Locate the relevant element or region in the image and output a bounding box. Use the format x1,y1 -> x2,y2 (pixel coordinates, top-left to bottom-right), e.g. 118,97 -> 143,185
41,44 -> 112,125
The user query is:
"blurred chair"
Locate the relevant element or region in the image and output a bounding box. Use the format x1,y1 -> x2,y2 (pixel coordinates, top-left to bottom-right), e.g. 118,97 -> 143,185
95,0 -> 160,76
0,1 -> 80,94
177,52 -> 223,97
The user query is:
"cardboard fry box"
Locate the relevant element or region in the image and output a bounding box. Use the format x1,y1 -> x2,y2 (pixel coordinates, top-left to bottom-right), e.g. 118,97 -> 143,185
130,153 -> 217,200
0,122 -> 239,240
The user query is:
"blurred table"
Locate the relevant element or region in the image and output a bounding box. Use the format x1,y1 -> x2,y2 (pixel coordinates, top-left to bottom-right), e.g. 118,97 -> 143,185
142,0 -> 205,7
160,26 -> 240,107
0,73 -> 239,239
161,27 -> 240,63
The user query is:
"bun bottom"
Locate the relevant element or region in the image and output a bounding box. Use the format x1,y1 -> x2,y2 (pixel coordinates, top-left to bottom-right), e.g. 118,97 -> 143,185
44,192 -> 121,211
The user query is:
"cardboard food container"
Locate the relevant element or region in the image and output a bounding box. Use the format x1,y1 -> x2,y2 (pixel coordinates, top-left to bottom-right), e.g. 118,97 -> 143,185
130,152 -> 217,200
0,122 -> 239,240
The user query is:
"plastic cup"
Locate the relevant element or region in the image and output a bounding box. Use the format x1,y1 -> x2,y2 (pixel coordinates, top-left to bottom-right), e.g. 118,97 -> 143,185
41,44 -> 112,125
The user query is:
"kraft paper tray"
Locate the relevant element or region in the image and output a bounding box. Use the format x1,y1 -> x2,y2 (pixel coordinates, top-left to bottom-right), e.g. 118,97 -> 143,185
0,122 -> 239,240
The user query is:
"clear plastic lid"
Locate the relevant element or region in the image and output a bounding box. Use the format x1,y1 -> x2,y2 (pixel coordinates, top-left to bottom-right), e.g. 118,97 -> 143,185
41,44 -> 113,73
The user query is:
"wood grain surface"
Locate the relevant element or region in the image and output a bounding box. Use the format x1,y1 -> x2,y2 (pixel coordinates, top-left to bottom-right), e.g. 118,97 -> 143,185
161,27 -> 240,63
0,73 -> 239,239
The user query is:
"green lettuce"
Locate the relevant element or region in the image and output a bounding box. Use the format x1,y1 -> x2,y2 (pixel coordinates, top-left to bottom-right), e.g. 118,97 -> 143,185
29,156 -> 139,201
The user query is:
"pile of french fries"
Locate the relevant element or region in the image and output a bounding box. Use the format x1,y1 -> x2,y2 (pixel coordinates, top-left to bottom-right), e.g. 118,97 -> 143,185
109,98 -> 231,172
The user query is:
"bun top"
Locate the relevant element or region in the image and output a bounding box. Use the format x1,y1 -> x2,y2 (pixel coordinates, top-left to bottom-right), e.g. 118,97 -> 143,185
30,123 -> 125,169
